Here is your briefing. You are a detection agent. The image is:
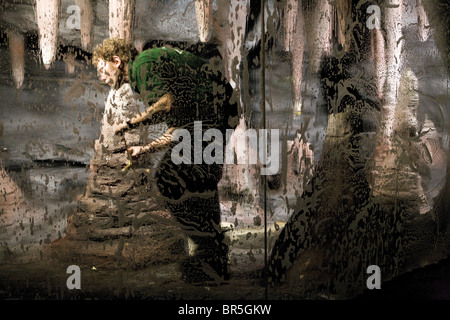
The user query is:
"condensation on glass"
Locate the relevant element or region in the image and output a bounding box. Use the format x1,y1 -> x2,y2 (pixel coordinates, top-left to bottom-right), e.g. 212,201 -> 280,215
0,0 -> 449,300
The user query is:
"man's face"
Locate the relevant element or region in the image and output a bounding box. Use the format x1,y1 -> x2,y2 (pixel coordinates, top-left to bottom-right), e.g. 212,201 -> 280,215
97,58 -> 121,88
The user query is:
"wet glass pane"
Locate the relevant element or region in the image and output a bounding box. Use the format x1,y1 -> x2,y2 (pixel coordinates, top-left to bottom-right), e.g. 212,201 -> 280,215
0,0 -> 449,303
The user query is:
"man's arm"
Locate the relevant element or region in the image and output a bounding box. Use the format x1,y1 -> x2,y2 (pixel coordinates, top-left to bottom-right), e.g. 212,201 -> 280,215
115,93 -> 174,135
126,126 -> 177,157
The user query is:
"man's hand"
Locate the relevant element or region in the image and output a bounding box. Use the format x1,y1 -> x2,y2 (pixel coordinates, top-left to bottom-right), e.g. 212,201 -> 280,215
126,145 -> 153,158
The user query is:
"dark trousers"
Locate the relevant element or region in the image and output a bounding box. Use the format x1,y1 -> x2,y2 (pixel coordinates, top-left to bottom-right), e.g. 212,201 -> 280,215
155,148 -> 229,283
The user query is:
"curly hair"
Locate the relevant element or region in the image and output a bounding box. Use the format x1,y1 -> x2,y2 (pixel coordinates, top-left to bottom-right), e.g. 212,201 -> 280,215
92,38 -> 138,68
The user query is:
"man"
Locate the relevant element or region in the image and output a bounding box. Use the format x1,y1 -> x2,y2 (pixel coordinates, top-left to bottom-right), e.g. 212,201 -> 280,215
93,38 -> 239,284
86,39 -> 144,198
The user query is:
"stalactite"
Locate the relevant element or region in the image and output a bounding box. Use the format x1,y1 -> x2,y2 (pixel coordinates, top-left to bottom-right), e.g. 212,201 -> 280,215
133,39 -> 146,53
284,0 -> 299,52
290,1 -> 305,116
381,0 -> 403,137
8,30 -> 25,89
77,0 -> 94,51
336,0 -> 352,51
371,28 -> 386,100
109,0 -> 135,41
416,0 -> 431,42
306,0 -> 333,74
195,0 -> 213,43
35,0 -> 60,69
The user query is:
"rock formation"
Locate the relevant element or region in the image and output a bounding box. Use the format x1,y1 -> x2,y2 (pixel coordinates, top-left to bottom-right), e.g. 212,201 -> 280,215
35,0 -> 60,69
48,83 -> 186,271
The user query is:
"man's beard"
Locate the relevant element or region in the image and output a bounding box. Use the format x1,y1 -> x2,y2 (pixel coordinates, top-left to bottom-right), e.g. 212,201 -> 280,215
103,69 -> 122,89
105,77 -> 115,87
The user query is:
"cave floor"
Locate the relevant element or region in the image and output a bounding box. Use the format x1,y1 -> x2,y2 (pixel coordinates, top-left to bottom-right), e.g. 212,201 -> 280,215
1,245 -> 449,300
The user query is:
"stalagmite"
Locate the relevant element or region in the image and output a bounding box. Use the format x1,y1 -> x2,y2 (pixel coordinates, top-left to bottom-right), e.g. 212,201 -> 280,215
371,28 -> 386,100
374,0 -> 403,162
372,0 -> 431,208
306,0 -> 333,74
0,165 -> 48,261
373,0 -> 404,195
416,0 -> 431,42
8,30 -> 25,89
56,80 -> 185,269
0,166 -> 25,237
35,0 -> 60,69
77,0 -> 94,51
374,69 -> 430,213
109,0 -> 135,41
195,0 -> 213,43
